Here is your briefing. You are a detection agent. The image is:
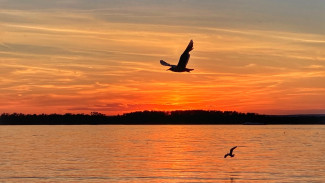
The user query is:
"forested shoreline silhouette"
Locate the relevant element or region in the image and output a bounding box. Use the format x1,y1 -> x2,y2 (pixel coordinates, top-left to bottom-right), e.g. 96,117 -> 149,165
1,110 -> 324,125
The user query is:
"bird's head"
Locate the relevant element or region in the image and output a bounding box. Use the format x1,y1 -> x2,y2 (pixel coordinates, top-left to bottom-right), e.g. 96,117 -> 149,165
168,66 -> 176,71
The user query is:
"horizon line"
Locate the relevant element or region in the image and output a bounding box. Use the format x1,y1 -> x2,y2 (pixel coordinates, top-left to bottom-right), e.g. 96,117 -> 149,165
1,110 -> 325,116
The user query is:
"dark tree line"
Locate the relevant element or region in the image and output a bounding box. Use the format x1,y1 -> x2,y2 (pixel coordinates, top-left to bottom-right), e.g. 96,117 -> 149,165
0,110 -> 324,125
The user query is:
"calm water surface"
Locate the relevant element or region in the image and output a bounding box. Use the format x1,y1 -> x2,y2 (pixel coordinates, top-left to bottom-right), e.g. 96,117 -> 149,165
0,125 -> 324,182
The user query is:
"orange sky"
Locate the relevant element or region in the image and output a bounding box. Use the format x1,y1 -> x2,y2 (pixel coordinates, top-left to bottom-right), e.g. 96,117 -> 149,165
1,1 -> 325,115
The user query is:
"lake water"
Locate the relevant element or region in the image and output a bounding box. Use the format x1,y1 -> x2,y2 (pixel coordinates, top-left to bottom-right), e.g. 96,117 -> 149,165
0,125 -> 324,182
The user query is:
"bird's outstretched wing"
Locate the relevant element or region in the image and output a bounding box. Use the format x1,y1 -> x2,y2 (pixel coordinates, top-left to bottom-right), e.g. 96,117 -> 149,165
224,154 -> 229,158
177,40 -> 193,69
160,60 -> 172,66
230,146 -> 237,154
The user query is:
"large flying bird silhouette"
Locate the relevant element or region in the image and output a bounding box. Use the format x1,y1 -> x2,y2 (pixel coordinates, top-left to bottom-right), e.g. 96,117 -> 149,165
160,40 -> 194,72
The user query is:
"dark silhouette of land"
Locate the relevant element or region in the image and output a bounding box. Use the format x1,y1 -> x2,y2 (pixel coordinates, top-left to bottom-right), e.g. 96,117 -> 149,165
1,110 -> 324,125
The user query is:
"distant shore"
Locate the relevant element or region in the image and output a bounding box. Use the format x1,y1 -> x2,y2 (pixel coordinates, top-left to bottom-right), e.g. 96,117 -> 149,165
1,110 -> 324,125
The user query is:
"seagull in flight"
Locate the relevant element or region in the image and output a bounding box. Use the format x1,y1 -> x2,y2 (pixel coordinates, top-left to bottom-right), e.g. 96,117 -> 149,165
160,40 -> 194,72
224,146 -> 237,158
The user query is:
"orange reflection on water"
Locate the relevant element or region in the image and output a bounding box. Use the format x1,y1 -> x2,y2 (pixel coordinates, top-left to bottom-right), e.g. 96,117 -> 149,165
1,125 -> 324,182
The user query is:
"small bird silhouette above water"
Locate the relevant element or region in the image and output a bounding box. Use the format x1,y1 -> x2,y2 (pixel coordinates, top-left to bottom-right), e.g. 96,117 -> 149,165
160,40 -> 194,72
224,146 -> 237,158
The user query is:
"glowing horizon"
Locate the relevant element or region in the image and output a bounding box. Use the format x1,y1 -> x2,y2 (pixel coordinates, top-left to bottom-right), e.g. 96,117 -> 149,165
1,0 -> 325,115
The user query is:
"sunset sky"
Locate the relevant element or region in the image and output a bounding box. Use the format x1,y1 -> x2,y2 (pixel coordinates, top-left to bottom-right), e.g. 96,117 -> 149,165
1,0 -> 325,115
